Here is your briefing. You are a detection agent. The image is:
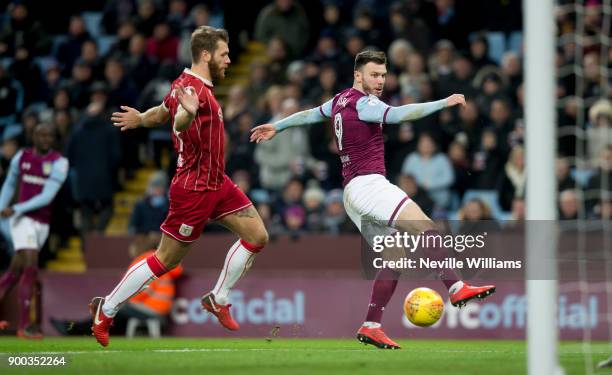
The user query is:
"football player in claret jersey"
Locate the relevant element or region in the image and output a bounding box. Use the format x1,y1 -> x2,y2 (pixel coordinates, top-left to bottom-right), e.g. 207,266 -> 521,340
0,123 -> 69,338
90,26 -> 269,347
251,50 -> 496,349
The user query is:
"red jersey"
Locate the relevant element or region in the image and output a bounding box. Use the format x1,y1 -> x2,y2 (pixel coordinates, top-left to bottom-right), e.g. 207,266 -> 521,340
162,68 -> 225,191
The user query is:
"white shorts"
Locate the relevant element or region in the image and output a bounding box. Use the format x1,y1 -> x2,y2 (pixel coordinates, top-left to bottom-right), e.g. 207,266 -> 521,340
9,215 -> 49,251
343,174 -> 412,233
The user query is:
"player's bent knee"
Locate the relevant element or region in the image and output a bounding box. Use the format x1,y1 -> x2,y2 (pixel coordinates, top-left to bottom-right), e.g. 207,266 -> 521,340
240,233 -> 267,253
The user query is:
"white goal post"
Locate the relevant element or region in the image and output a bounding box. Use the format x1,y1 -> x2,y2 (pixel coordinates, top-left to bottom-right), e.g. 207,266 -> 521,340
524,0 -> 561,374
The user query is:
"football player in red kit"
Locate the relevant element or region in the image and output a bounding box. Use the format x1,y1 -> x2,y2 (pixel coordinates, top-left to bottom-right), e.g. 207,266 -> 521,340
90,26 -> 269,347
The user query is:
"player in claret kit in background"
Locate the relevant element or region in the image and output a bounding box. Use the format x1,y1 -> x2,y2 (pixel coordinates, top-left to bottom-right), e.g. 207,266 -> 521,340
251,50 -> 496,350
0,123 -> 69,338
92,26 -> 269,347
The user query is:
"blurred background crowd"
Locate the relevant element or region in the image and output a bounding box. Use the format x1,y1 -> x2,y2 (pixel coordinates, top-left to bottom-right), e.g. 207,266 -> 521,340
0,0 -> 609,267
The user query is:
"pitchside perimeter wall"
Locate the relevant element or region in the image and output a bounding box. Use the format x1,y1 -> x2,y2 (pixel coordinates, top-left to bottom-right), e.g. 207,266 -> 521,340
0,234 -> 608,339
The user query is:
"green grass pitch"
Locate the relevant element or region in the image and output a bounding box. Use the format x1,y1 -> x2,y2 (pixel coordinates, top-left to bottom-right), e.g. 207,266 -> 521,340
0,337 -> 610,374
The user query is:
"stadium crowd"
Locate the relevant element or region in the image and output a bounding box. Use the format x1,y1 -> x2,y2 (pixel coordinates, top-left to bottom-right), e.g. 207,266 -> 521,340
0,0 -> 609,261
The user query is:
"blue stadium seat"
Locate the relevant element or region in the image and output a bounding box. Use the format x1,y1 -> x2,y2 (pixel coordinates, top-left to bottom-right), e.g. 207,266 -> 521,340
96,35 -> 117,57
485,32 -> 505,65
82,11 -> 103,37
571,168 -> 595,188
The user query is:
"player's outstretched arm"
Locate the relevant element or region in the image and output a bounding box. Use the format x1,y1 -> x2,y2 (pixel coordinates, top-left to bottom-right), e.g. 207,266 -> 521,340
10,158 -> 69,216
111,104 -> 170,131
0,150 -> 21,217
250,99 -> 333,143
357,94 -> 466,124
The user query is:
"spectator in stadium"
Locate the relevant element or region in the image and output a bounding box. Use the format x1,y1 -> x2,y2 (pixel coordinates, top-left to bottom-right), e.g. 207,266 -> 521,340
146,21 -> 179,63
509,198 -> 526,221
471,128 -> 505,190
128,171 -> 168,236
108,20 -> 137,59
255,98 -> 313,191
254,0 -> 310,59
67,91 -> 121,235
439,53 -> 475,99
352,8 -> 382,47
9,47 -> 43,106
18,108 -> 39,147
401,133 -> 454,209
0,65 -> 23,127
451,100 -> 483,154
52,110 -> 74,152
559,189 -> 580,220
458,198 -> 501,232
320,2 -> 343,42
487,97 -> 514,153
429,39 -> 455,81
134,0 -> 162,37
583,52 -> 603,99
585,145 -> 612,213
246,61 -> 270,106
497,145 -> 525,211
587,99 -> 612,165
101,0 -> 137,35
387,3 -> 431,54
125,33 -> 158,91
166,0 -> 188,34
65,59 -> 94,110
79,40 -> 104,80
321,189 -> 354,234
500,52 -> 522,100
556,156 -> 576,192
0,1 -> 51,58
468,33 -> 496,70
104,58 -> 138,109
265,36 -> 290,85
448,141 -> 472,200
398,51 -> 428,98
592,198 -> 611,220
56,15 -> 91,77
303,183 -> 325,232
226,111 -> 257,175
306,63 -> 340,104
224,85 -> 249,127
397,174 -> 434,217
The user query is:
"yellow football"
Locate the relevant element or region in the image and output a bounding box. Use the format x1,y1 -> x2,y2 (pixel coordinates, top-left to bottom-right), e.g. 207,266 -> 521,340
404,287 -> 444,327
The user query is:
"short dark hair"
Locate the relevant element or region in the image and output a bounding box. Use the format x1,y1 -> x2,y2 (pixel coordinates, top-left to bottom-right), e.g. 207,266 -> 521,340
191,26 -> 229,63
354,50 -> 387,71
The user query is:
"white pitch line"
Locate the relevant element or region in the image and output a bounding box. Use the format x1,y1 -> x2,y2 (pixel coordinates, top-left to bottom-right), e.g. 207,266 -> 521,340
1,348 -> 609,356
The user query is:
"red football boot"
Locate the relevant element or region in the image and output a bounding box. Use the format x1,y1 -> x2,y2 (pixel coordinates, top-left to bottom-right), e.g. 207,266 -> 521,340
201,293 -> 239,331
89,297 -> 113,347
450,282 -> 496,308
356,326 -> 401,349
17,325 -> 43,339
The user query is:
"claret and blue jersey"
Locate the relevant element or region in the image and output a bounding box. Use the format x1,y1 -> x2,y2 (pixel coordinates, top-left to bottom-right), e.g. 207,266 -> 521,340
273,88 -> 447,187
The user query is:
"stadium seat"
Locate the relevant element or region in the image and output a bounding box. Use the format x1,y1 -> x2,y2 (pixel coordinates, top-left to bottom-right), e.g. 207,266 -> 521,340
571,168 -> 594,188
96,35 -> 117,57
485,32 -> 506,64
126,317 -> 162,339
82,11 -> 103,37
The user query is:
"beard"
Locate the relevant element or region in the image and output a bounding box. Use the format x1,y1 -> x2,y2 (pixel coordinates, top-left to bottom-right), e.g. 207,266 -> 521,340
362,80 -> 382,97
209,59 -> 225,82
